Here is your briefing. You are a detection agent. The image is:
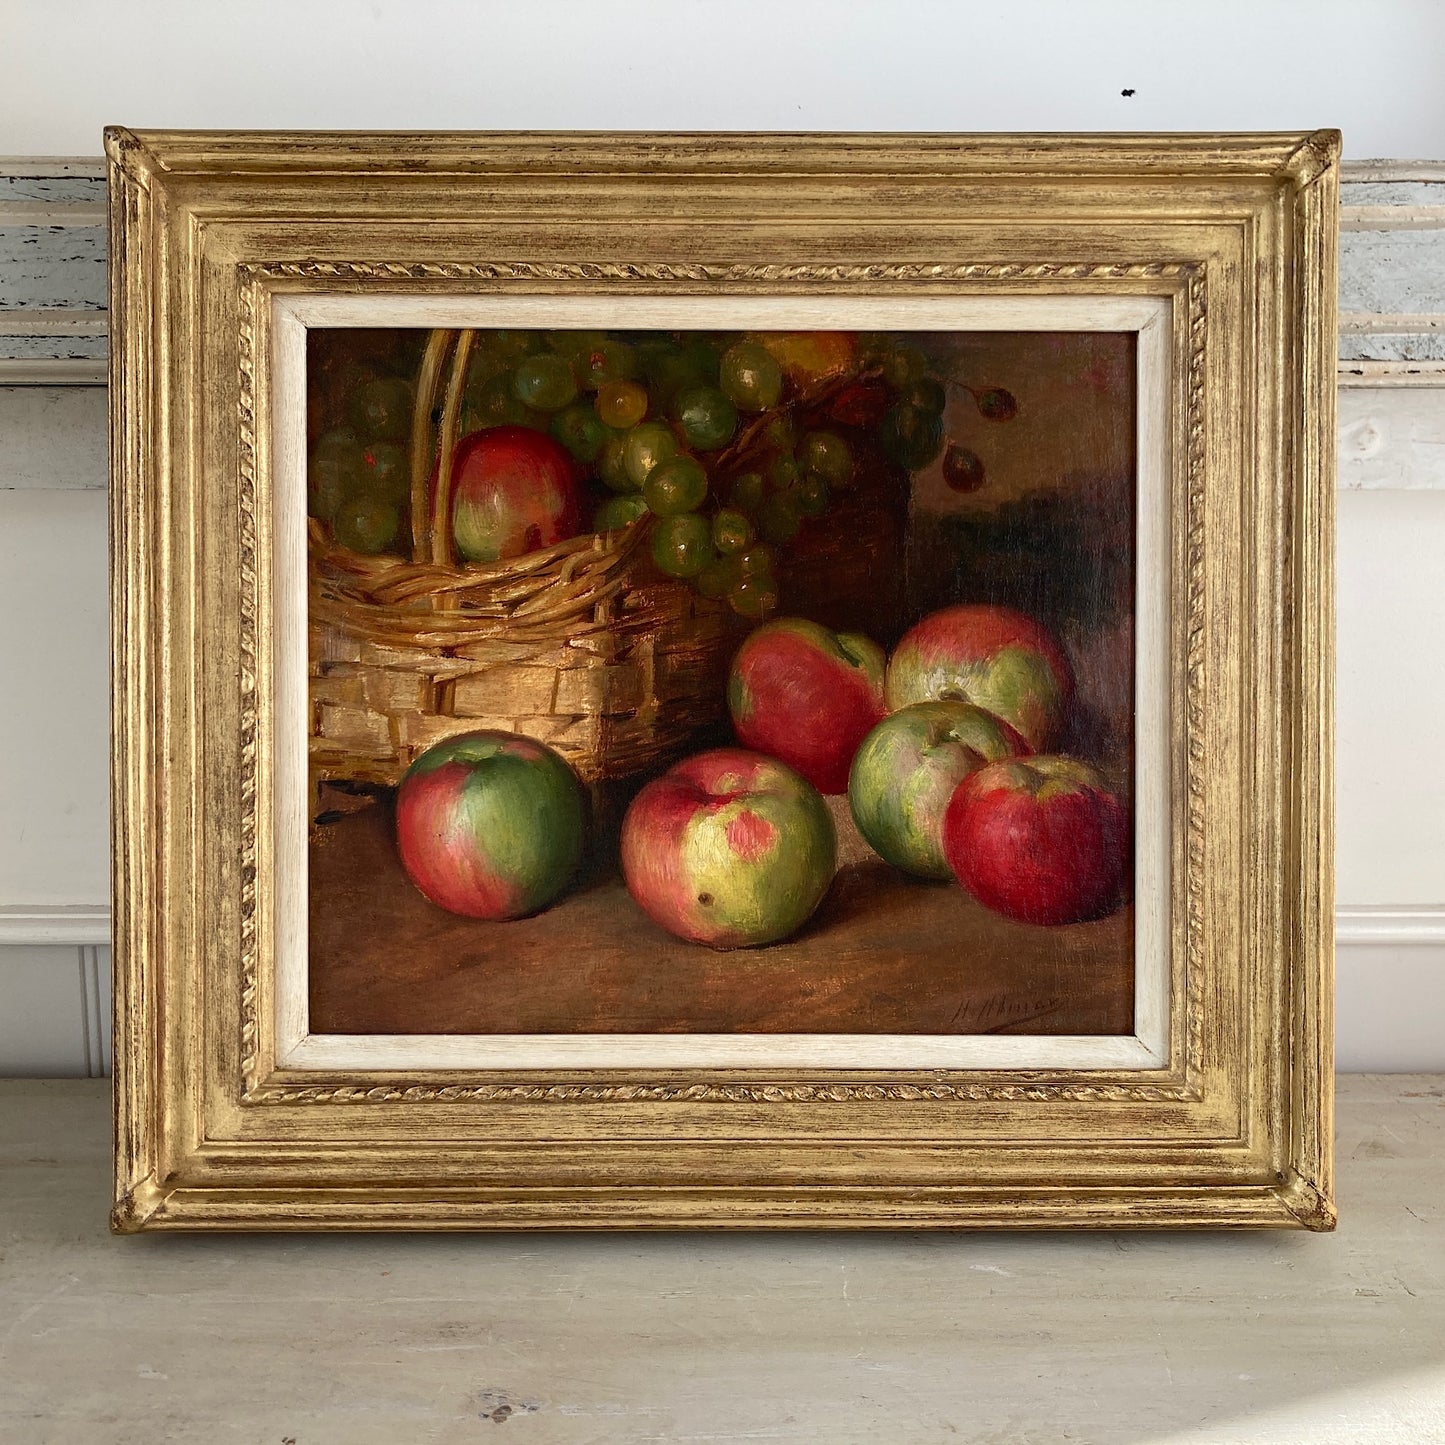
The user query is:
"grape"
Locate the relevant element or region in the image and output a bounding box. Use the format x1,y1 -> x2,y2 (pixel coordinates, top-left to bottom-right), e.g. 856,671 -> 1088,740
879,402 -> 945,470
796,474 -> 829,517
800,430 -> 853,488
332,494 -> 399,555
512,353 -> 578,412
673,386 -> 738,452
728,471 -> 766,514
308,446 -> 362,521
942,443 -> 987,493
359,441 -> 410,504
595,380 -> 648,430
639,342 -> 711,404
348,376 -> 414,442
696,556 -> 742,600
759,491 -> 803,545
577,339 -> 637,390
550,404 -> 609,463
314,427 -> 361,464
737,544 -> 777,576
882,346 -> 927,388
712,508 -> 753,555
904,377 -> 947,415
599,434 -> 636,492
623,421 -> 680,488
545,329 -> 606,362
976,387 -> 1018,421
644,456 -> 709,516
766,453 -> 798,492
471,373 -> 534,430
491,329 -> 545,360
595,493 -> 649,531
728,573 -> 779,619
651,513 -> 715,578
719,341 -> 783,412
763,415 -> 796,452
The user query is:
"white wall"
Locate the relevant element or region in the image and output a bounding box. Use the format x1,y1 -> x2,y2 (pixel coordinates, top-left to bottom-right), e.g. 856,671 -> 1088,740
2,0 -> 1443,1072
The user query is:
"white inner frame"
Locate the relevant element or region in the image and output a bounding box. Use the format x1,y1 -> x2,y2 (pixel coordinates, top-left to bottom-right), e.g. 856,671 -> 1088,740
272,293 -> 1172,1071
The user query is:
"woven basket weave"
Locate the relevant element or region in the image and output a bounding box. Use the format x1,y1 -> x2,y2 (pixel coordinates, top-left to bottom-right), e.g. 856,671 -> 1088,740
308,327 -> 739,792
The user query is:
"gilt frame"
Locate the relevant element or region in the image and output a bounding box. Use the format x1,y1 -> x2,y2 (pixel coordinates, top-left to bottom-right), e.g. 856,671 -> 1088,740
108,129 -> 1337,1231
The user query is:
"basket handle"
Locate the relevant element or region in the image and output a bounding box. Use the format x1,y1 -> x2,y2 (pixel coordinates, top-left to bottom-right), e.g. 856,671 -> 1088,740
406,327 -> 476,568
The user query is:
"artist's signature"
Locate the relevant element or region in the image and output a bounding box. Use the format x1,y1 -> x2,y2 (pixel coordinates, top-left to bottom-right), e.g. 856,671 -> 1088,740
947,992 -> 1064,1031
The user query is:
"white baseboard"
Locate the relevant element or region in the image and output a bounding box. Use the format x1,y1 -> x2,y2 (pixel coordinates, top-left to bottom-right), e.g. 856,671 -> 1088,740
0,905 -> 1440,1076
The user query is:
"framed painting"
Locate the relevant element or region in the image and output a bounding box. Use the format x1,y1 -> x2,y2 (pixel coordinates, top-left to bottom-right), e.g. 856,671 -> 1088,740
109,129 -> 1338,1231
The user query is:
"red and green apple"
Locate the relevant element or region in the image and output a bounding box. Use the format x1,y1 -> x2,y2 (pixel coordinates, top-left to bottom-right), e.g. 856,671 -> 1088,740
727,617 -> 887,794
885,604 -> 1074,751
942,755 -> 1128,926
448,425 -> 583,563
395,730 -> 586,920
847,701 -> 1028,879
620,747 -> 836,948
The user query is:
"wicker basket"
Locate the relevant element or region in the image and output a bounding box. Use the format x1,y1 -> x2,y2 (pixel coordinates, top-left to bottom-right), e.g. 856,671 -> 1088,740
308,328 -> 740,793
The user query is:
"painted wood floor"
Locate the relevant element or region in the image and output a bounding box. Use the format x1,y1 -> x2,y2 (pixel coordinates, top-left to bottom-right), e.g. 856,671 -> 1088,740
0,1076 -> 1440,1444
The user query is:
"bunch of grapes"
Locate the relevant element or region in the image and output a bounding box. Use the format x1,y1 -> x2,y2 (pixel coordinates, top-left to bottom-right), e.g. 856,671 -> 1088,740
307,328 -> 1018,615
307,365 -> 417,556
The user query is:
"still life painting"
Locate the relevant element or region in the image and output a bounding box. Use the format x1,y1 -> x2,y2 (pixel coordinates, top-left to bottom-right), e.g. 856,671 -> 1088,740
303,323 -> 1138,1042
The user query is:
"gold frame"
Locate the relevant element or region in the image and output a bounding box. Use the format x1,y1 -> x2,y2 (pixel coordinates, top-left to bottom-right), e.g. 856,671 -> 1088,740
108,129 -> 1338,1232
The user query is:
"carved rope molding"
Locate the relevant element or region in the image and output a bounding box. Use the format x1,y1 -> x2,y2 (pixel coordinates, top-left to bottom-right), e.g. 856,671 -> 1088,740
234,257 -> 1208,1106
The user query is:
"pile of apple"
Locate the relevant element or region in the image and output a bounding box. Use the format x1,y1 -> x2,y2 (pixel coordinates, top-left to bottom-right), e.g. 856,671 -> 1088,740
392,602 -> 1129,947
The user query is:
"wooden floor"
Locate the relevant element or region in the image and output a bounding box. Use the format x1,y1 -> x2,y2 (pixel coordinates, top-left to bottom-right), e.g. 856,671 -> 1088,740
1,1076 -> 1441,1444
309,797 -> 1134,1036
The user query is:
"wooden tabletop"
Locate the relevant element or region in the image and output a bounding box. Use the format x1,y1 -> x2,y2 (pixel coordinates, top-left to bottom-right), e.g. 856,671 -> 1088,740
1,1076 -> 1440,1443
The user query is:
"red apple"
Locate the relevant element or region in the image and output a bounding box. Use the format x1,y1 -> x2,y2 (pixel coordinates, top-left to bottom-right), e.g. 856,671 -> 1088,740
395,730 -> 586,920
727,618 -> 887,794
942,756 -> 1128,926
447,425 -> 582,563
886,604 -> 1074,751
620,748 -> 836,948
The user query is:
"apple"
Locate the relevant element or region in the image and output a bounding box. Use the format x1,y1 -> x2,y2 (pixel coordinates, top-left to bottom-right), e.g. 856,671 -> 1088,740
620,748 -> 836,948
727,618 -> 887,794
885,604 -> 1074,751
847,701 -> 1028,879
942,756 -> 1128,926
395,730 -> 585,920
447,425 -> 583,563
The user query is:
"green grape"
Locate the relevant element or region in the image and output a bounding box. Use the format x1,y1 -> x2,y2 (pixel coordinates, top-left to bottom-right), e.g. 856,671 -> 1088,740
595,493 -> 650,531
766,453 -> 799,492
550,404 -> 609,464
577,339 -> 637,390
465,340 -> 515,392
512,353 -> 578,413
673,386 -> 737,451
651,513 -> 715,578
599,434 -> 636,492
737,544 -> 777,577
696,556 -> 742,600
332,494 -> 399,555
905,377 -> 948,415
879,402 -> 945,470
729,471 -> 766,514
762,415 -> 796,452
718,341 -> 783,412
796,474 -> 829,517
623,421 -> 680,489
545,329 -> 606,362
359,441 -> 410,505
882,346 -> 927,388
728,573 -> 779,619
975,387 -> 1018,421
595,380 -> 648,430
711,508 -> 753,555
680,339 -> 721,384
759,491 -> 804,545
471,373 -> 533,430
643,456 -> 709,516
347,376 -> 414,442
313,427 -> 362,465
639,342 -> 711,404
308,448 -> 362,522
800,431 -> 853,488
491,329 -> 545,360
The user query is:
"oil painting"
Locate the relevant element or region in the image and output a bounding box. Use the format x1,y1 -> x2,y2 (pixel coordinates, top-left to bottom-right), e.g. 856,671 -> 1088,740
304,324 -> 1138,1039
